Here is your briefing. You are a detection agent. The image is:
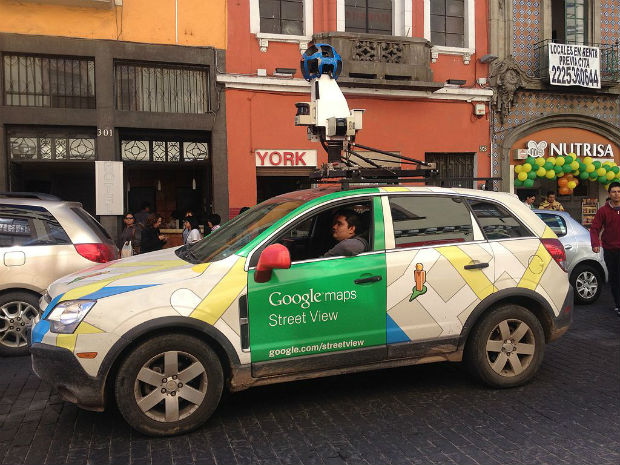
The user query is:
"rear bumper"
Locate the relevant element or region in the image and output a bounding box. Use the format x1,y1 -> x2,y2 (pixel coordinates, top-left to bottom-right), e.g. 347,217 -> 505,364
549,285 -> 573,342
30,343 -> 106,411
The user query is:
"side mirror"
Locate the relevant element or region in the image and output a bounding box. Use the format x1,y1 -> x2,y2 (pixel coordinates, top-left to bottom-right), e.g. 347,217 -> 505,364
254,244 -> 291,283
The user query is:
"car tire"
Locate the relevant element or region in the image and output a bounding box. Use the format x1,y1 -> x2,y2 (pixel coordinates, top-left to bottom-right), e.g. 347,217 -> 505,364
466,305 -> 545,388
571,264 -> 603,305
0,291 -> 41,357
114,334 -> 223,436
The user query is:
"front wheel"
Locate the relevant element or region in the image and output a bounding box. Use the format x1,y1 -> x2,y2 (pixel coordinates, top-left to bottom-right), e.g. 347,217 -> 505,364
465,305 -> 545,388
115,334 -> 223,436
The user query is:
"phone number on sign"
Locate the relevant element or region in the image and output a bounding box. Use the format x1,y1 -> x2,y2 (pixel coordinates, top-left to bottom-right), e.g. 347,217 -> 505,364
550,65 -> 600,87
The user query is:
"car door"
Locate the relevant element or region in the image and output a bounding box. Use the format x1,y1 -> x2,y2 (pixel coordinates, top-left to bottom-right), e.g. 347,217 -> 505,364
382,194 -> 495,358
246,196 -> 387,376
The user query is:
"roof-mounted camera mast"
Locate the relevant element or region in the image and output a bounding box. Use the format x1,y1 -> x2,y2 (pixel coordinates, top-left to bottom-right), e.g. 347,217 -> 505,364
294,43 -> 438,186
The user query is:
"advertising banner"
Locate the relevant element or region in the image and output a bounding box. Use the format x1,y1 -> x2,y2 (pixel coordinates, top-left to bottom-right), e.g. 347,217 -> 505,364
548,43 -> 600,89
95,161 -> 124,215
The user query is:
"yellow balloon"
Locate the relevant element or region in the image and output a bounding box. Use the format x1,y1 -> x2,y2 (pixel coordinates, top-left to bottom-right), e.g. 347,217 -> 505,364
547,157 -> 556,165
570,161 -> 579,170
518,172 -> 528,181
586,164 -> 595,173
515,164 -> 522,174
536,167 -> 546,177
523,163 -> 532,172
583,157 -> 593,164
546,170 -> 556,179
597,167 -> 606,176
556,157 -> 565,166
535,158 -> 546,166
567,152 -> 577,158
607,171 -> 615,181
567,181 -> 577,189
557,171 -> 565,177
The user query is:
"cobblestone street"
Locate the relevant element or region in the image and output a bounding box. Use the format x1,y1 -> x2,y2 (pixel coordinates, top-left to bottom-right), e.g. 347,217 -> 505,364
1,295 -> 619,465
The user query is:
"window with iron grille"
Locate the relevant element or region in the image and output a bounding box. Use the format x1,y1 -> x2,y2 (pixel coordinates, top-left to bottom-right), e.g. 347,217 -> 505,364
259,0 -> 304,35
121,139 -> 209,162
425,153 -> 475,188
345,0 -> 393,35
8,128 -> 96,161
114,61 -> 210,113
430,0 -> 465,47
2,54 -> 95,108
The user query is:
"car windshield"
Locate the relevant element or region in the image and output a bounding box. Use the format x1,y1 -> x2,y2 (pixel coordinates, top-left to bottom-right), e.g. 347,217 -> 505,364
176,198 -> 305,264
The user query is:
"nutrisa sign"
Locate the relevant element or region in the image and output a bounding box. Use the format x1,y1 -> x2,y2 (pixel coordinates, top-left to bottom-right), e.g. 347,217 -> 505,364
522,140 -> 615,158
548,43 -> 600,89
255,149 -> 317,167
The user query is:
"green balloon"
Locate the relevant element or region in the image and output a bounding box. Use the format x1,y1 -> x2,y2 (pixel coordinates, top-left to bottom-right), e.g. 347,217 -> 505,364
565,156 -> 574,164
589,172 -> 598,180
613,166 -> 620,174
554,166 -> 563,174
527,171 -> 537,180
598,176 -> 608,183
562,164 -> 572,173
524,179 -> 535,188
594,161 -> 601,169
544,161 -> 553,170
579,162 -> 587,172
514,179 -> 524,187
526,156 -> 536,165
579,171 -> 589,180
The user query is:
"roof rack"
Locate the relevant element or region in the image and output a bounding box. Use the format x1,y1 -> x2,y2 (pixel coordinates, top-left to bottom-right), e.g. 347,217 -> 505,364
0,192 -> 62,201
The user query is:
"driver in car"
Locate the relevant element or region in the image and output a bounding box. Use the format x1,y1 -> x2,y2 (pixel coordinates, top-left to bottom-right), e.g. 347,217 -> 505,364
323,209 -> 368,257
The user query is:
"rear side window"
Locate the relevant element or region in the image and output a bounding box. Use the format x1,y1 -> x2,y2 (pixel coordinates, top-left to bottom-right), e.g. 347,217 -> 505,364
389,195 -> 474,248
467,200 -> 533,240
71,208 -> 112,242
536,213 -> 567,237
0,204 -> 70,246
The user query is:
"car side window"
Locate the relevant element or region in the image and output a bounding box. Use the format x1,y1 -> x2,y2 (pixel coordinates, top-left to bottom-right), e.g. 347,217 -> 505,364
467,199 -> 533,240
0,205 -> 71,247
536,213 -> 567,237
388,195 -> 474,248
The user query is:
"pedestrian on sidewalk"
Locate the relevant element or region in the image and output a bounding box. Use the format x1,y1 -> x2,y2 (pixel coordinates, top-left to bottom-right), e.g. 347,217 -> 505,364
590,181 -> 620,316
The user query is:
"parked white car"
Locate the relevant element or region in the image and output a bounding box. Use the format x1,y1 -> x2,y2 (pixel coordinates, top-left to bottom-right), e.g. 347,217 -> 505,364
535,210 -> 608,305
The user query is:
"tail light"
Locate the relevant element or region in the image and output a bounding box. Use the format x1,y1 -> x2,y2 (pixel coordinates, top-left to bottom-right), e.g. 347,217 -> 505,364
541,238 -> 567,272
74,243 -> 117,263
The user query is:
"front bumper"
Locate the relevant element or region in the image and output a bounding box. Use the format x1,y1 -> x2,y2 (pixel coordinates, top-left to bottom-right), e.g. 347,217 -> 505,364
30,343 -> 106,411
549,284 -> 573,342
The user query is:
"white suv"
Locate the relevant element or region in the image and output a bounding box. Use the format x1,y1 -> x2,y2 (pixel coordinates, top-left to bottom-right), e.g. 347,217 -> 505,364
31,186 -> 572,435
0,193 -> 117,355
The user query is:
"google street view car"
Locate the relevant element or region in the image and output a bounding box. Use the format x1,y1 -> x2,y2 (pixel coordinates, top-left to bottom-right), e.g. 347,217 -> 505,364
30,45 -> 572,436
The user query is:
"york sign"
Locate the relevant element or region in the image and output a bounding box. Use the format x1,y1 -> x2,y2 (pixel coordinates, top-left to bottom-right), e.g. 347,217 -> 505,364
256,149 -> 317,167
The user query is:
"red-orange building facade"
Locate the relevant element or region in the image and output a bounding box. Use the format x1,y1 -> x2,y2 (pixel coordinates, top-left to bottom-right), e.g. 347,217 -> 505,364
222,0 -> 494,216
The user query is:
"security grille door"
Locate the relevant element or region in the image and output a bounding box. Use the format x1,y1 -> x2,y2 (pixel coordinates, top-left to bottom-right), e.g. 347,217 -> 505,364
426,153 -> 475,188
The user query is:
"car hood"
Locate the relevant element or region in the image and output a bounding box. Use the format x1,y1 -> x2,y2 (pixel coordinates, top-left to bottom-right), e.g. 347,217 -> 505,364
47,247 -> 205,300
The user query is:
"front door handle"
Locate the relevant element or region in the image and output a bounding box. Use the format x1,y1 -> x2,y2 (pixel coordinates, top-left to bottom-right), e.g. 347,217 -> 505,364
354,275 -> 382,284
564,245 -> 573,250
464,262 -> 489,270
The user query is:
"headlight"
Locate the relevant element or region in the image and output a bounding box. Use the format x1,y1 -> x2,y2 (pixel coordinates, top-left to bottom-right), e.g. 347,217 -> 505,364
47,300 -> 96,334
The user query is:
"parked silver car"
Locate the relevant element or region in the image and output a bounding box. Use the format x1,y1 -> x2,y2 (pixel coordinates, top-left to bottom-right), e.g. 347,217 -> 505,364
535,209 -> 608,305
0,193 -> 118,356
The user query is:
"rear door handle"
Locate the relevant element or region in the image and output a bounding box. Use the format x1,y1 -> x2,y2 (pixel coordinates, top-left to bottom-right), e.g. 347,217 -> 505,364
464,262 -> 489,270
354,275 -> 382,284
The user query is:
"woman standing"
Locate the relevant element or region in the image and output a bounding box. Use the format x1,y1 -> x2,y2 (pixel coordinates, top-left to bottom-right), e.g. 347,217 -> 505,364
140,213 -> 167,253
117,212 -> 141,255
184,216 -> 202,245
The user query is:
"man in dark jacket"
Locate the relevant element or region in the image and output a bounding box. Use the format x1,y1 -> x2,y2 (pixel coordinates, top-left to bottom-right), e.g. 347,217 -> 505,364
323,209 -> 368,258
590,181 -> 620,316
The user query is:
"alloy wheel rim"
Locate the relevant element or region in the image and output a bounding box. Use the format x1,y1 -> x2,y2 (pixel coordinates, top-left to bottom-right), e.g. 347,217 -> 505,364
0,301 -> 38,348
134,350 -> 207,422
575,271 -> 598,299
485,318 -> 535,377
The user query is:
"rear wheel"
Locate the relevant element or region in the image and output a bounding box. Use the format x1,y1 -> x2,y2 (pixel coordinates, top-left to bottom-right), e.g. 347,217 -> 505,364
115,334 -> 223,436
0,291 -> 41,357
571,264 -> 603,305
466,305 -> 545,388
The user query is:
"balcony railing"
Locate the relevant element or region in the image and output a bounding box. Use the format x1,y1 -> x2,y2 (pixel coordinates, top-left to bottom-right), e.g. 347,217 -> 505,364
532,39 -> 619,84
311,32 -> 442,91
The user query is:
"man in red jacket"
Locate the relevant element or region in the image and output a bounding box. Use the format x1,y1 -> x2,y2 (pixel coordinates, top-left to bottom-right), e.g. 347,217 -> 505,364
590,181 -> 620,316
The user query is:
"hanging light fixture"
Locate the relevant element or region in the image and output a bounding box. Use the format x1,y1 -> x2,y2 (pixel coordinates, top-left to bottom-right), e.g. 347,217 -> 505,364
192,177 -> 196,190
157,179 -> 161,191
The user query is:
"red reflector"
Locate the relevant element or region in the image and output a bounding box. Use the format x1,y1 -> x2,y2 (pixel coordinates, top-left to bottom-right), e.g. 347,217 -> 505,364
541,238 -> 567,272
74,243 -> 116,263
76,352 -> 98,359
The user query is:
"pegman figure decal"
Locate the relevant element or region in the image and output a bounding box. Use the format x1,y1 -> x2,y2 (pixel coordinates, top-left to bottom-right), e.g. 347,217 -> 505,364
410,263 -> 427,301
